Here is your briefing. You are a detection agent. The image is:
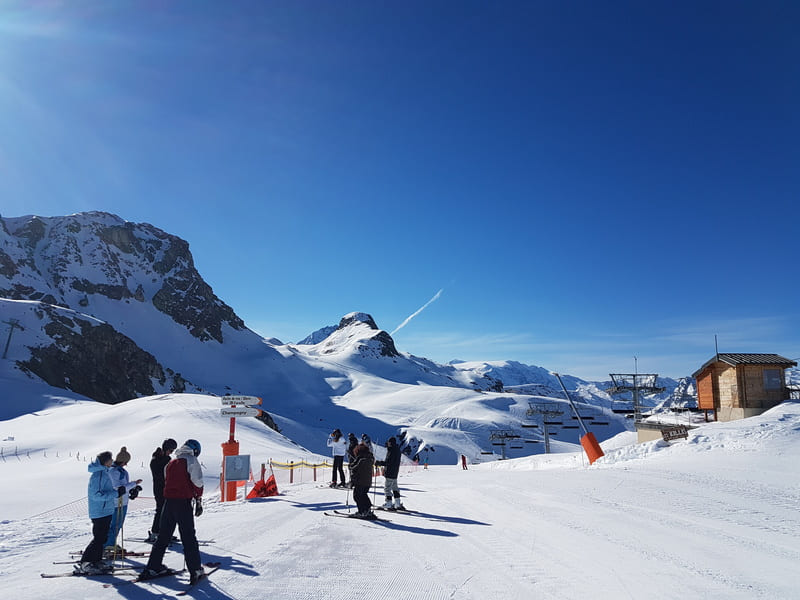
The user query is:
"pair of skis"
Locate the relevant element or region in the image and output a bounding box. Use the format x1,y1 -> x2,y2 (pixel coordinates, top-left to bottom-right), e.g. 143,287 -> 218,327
42,561 -> 221,595
323,509 -> 390,522
132,562 -> 221,596
67,549 -> 149,558
41,565 -> 139,578
129,537 -> 215,545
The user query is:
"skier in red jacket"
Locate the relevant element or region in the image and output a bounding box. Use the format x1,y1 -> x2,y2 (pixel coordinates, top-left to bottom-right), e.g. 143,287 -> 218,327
140,439 -> 206,584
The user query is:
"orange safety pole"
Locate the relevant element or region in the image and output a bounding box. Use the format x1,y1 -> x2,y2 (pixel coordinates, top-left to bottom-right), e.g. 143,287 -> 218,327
221,416 -> 240,501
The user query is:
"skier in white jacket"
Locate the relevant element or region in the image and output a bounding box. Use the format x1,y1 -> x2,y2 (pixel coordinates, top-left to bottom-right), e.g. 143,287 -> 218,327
326,429 -> 348,487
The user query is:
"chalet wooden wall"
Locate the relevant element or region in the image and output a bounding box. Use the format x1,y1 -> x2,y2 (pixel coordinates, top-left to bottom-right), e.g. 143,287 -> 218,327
738,365 -> 785,409
695,361 -> 789,418
697,371 -> 714,410
692,354 -> 795,423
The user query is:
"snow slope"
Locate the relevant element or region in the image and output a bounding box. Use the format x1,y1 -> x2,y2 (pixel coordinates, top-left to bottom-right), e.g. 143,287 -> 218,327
1,398 -> 798,599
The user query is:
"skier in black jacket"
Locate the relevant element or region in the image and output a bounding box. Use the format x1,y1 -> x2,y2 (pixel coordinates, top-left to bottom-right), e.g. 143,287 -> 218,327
346,432 -> 358,478
147,438 -> 177,542
375,436 -> 404,510
349,441 -> 376,518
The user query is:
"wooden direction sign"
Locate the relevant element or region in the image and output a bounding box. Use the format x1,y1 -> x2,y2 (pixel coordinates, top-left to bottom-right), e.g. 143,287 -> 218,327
661,425 -> 689,442
220,407 -> 263,418
220,395 -> 262,406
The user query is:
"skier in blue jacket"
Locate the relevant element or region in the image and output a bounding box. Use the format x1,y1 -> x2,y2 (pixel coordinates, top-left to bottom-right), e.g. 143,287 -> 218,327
75,451 -> 126,575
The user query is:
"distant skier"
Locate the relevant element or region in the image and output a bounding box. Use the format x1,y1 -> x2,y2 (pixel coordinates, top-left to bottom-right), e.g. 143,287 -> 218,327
461,454 -> 468,470
75,451 -> 125,575
141,439 -> 206,584
105,446 -> 143,556
375,436 -> 405,510
147,438 -> 178,542
327,429 -> 348,488
349,438 -> 376,518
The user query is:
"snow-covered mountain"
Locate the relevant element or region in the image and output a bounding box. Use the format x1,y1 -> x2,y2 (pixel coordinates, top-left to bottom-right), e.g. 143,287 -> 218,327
1,212 -> 688,463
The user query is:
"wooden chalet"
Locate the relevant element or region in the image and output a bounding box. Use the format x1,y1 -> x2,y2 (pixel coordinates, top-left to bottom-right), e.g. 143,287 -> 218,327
693,353 -> 797,422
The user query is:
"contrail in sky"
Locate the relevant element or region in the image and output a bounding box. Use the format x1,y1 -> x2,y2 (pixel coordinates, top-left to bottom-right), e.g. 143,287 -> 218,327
391,289 -> 444,335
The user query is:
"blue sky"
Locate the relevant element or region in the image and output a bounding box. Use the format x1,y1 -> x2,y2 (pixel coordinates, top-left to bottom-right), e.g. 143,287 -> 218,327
1,1 -> 798,380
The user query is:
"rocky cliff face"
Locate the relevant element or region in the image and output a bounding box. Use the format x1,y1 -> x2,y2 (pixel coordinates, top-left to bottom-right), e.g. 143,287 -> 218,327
0,212 -> 253,405
0,212 -> 245,343
17,303 -> 182,404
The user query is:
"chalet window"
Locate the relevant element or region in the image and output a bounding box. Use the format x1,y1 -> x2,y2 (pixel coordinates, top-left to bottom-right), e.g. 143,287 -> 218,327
763,369 -> 782,390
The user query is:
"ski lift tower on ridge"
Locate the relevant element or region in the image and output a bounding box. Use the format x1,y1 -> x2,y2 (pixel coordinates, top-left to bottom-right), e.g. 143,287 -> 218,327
489,430 -> 520,460
525,402 -> 563,454
2,319 -> 23,360
606,372 -> 665,423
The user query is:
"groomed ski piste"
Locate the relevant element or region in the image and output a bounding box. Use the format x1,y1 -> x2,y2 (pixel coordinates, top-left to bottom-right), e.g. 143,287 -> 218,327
2,389 -> 799,599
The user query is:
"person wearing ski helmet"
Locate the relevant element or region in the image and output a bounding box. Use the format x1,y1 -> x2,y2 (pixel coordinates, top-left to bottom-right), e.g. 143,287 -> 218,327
375,436 -> 405,510
147,438 -> 178,543
75,451 -> 123,575
141,439 -> 206,584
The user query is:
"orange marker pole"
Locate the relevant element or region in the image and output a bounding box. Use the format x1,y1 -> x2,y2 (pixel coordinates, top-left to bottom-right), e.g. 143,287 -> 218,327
221,416 -> 240,501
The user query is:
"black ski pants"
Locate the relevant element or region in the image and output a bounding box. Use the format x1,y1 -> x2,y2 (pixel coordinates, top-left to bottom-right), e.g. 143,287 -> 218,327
151,493 -> 165,533
81,514 -> 112,563
146,498 -> 201,572
353,484 -> 372,514
332,455 -> 346,485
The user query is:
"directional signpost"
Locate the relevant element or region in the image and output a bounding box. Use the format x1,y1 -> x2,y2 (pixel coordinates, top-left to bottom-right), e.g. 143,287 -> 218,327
220,395 -> 262,407
219,395 -> 262,502
220,407 -> 263,418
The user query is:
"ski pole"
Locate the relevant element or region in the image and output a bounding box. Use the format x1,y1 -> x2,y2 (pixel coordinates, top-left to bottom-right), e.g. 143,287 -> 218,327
112,496 -> 123,566
119,499 -> 124,567
372,467 -> 377,507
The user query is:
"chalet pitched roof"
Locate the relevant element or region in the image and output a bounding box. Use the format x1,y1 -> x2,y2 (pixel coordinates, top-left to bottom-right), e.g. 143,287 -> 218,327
692,353 -> 797,378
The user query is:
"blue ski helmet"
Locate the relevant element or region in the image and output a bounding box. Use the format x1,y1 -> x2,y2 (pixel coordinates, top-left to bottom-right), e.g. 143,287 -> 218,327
185,439 -> 201,457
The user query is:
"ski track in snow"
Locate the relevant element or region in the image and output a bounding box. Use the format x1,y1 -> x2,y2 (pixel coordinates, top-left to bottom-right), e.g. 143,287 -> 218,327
3,433 -> 800,599
1,470 -> 798,599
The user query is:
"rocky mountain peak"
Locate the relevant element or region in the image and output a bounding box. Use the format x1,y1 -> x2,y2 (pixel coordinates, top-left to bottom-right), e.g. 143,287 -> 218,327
300,312 -> 399,359
0,212 -> 245,343
337,311 -> 378,331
